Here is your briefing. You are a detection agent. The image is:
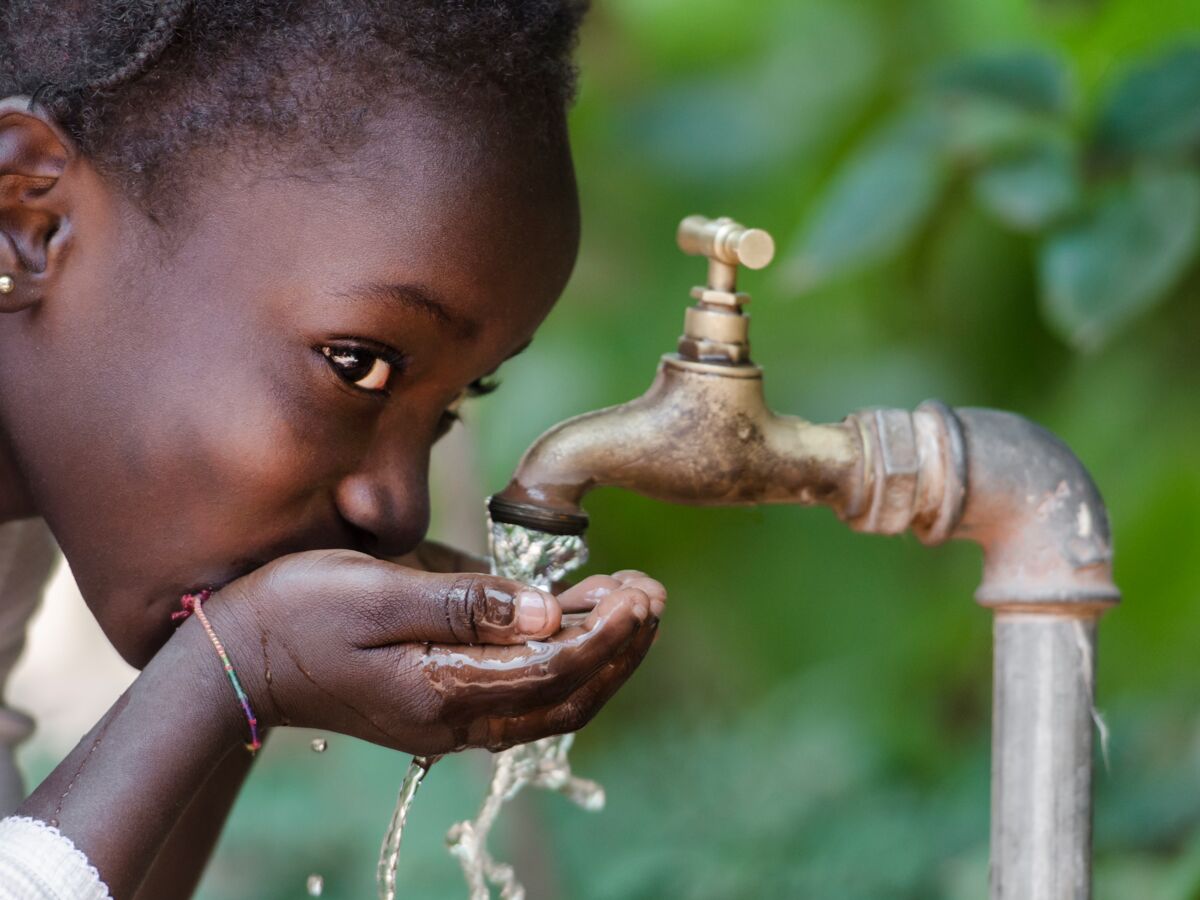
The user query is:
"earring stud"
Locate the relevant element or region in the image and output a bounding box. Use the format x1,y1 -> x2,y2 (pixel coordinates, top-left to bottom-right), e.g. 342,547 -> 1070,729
0,276 -> 13,295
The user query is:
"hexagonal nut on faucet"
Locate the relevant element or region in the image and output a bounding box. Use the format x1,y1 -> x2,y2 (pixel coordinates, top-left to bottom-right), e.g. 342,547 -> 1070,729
849,403 -> 966,542
851,408 -> 921,535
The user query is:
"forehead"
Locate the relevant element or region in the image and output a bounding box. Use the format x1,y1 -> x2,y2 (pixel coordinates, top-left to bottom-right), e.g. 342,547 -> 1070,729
177,104 -> 580,333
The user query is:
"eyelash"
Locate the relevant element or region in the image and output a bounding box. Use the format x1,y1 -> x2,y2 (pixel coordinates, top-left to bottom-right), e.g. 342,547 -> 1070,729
442,376 -> 501,426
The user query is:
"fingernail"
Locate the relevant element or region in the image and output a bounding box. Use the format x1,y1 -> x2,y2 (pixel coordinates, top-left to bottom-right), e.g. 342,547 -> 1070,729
516,590 -> 550,633
632,602 -> 648,622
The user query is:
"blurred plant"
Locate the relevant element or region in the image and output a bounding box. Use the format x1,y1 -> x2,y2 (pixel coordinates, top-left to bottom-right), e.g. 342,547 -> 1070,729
783,46 -> 1200,351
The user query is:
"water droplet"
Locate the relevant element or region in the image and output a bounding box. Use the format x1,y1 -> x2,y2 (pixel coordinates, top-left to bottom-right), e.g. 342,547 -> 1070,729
310,738 -> 327,753
306,873 -> 324,896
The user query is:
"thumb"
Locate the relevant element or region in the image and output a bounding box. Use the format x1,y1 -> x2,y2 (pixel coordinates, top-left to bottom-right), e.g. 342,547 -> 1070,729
350,562 -> 562,647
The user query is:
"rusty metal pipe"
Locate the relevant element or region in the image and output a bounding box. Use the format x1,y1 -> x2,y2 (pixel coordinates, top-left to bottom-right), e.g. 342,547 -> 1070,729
937,409 -> 1116,900
852,404 -> 1117,898
948,409 -> 1118,608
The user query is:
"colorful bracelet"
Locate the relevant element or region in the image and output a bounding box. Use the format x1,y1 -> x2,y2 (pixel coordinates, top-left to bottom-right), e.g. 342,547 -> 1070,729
173,590 -> 263,753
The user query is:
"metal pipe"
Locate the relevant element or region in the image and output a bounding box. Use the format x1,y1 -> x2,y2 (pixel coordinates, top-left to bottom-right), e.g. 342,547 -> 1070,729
940,408 -> 1116,900
990,612 -> 1097,900
850,404 -> 1116,899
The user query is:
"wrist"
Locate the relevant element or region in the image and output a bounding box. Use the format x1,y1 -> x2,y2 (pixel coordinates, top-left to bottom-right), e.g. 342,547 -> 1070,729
160,604 -> 260,754
17,606 -> 260,899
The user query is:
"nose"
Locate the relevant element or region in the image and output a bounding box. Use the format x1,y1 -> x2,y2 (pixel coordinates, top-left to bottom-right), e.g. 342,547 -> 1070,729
334,435 -> 432,558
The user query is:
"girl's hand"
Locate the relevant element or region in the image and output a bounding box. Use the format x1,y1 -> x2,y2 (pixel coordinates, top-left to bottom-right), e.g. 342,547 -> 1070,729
205,550 -> 665,756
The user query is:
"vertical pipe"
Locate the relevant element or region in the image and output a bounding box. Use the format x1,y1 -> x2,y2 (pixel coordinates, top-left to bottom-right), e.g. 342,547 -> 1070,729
990,611 -> 1098,900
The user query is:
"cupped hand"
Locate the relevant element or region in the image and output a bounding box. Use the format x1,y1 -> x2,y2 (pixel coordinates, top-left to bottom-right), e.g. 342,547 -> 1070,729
204,550 -> 665,756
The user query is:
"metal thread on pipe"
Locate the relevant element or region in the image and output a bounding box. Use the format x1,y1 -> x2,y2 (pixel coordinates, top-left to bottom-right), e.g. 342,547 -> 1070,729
990,612 -> 1097,900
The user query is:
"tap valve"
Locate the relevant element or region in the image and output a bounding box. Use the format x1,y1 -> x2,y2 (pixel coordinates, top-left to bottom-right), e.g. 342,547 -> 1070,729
675,215 -> 775,365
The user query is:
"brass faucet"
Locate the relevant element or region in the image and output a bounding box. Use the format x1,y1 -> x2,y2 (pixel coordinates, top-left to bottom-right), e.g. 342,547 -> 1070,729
488,215 -> 869,535
488,215 -> 1120,900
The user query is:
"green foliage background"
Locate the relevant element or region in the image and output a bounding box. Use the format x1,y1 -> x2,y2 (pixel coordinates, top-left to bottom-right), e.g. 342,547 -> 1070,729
200,1 -> 1200,896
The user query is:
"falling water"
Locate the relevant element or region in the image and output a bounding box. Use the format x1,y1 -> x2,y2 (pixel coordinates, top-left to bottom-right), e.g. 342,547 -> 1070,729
445,517 -> 602,900
375,754 -> 438,900
483,518 -> 591,589
373,516 -> 597,900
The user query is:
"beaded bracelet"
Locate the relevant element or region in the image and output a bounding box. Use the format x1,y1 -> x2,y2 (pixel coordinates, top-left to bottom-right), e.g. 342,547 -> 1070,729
173,590 -> 263,753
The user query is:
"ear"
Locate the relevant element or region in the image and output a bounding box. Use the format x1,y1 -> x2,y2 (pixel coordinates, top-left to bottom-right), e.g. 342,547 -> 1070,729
0,96 -> 75,313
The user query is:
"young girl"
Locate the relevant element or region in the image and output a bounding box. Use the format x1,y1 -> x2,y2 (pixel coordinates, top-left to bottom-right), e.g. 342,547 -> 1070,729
0,2 -> 666,897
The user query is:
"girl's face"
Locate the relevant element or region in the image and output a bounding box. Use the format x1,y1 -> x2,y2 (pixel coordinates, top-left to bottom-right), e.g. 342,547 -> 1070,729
0,108 -> 580,666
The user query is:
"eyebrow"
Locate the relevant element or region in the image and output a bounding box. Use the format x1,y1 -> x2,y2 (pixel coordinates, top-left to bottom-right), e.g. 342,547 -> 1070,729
345,281 -> 480,338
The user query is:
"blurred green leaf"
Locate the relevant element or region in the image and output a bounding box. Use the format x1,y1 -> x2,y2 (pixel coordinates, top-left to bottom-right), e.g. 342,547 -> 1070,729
1038,166 -> 1200,348
605,0 -> 789,71
926,51 -> 1072,167
786,105 -> 947,290
1095,45 -> 1200,161
930,50 -> 1072,116
937,96 -> 1056,164
972,138 -> 1080,230
622,2 -> 880,179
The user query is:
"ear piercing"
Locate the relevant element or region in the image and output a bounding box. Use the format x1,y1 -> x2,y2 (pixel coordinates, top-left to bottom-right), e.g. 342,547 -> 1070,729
0,275 -> 13,294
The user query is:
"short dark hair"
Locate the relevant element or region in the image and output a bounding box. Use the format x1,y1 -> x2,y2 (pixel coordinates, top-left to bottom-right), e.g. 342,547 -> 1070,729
0,0 -> 587,214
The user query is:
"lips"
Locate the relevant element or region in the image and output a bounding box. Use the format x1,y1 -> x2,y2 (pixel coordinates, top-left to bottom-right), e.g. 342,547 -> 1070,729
174,558 -> 266,610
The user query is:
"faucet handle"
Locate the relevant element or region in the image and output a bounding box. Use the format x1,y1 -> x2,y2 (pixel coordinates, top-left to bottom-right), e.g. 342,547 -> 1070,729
674,215 -> 774,365
677,215 -> 776,272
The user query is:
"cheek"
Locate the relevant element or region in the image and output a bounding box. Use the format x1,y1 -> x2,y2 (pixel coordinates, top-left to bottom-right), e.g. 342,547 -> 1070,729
146,350 -> 358,514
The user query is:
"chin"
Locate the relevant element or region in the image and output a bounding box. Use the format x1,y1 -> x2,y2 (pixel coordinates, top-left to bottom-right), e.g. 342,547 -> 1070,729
81,582 -> 187,671
86,558 -> 262,669
114,611 -> 179,670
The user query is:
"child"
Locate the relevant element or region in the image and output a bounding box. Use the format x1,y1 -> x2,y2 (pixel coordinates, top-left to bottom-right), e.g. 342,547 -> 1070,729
0,2 -> 666,897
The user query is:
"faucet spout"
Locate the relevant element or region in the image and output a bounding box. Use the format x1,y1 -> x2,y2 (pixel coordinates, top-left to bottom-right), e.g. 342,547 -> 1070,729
489,356 -> 866,535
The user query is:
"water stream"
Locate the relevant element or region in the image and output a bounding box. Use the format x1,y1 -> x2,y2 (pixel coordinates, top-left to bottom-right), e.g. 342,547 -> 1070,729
374,516 -> 598,900
445,517 -> 599,900
376,755 -> 438,900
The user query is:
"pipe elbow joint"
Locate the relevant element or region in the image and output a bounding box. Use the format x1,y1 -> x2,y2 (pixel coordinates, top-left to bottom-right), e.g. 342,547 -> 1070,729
952,408 -> 1118,609
851,404 -> 1119,610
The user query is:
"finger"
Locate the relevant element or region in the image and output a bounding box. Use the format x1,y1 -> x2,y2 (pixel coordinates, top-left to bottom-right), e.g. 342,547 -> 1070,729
580,583 -> 650,630
556,574 -> 622,613
470,615 -> 660,750
611,571 -> 666,617
420,586 -> 652,716
348,560 -> 561,647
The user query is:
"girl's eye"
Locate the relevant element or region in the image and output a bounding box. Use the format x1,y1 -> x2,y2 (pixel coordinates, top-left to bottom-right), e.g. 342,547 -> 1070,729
320,345 -> 395,393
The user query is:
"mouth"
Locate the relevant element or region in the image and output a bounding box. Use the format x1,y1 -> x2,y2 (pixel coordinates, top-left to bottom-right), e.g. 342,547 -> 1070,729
174,558 -> 268,612
179,579 -> 232,601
